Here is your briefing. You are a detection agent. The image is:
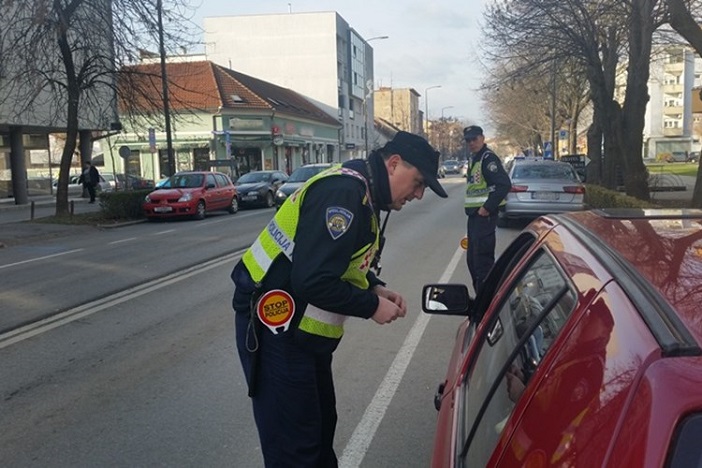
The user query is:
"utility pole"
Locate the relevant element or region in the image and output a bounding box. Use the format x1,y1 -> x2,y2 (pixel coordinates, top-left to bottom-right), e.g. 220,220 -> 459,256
424,85 -> 442,142
364,36 -> 389,156
157,0 -> 175,175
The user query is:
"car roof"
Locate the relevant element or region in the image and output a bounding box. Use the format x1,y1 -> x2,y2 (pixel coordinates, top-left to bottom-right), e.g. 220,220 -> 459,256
553,209 -> 702,352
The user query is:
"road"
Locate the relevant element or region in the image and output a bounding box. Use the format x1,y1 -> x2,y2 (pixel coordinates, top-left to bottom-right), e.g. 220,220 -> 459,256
0,175 -> 520,467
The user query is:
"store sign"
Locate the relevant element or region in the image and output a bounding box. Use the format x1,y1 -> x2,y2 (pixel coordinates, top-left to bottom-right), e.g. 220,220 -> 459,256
229,118 -> 264,131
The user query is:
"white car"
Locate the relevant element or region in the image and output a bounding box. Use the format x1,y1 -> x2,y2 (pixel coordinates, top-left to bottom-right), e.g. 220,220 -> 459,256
53,174 -> 112,196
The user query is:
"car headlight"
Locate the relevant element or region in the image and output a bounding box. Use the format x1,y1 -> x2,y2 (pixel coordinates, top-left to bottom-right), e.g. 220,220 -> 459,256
178,193 -> 192,202
276,190 -> 287,200
248,191 -> 258,197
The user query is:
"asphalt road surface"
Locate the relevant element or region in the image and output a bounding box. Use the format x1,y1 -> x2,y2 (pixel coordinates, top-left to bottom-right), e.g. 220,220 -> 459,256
0,175 -> 520,467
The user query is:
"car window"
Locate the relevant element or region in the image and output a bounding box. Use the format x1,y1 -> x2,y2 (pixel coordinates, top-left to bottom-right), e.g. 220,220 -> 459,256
237,172 -> 270,184
213,174 -> 228,187
172,174 -> 203,188
205,174 -> 216,187
288,166 -> 329,182
512,164 -> 578,181
458,250 -> 576,466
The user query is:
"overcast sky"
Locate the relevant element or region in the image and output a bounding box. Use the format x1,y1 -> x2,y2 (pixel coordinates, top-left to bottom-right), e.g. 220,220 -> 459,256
188,0 -> 490,129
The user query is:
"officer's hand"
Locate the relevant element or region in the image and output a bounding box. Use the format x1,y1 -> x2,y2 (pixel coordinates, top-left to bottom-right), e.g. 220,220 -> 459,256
371,296 -> 403,324
478,206 -> 490,217
373,285 -> 407,317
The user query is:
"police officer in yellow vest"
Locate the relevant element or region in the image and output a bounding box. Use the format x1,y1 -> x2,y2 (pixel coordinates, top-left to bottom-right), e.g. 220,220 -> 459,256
231,131 -> 447,467
463,125 -> 510,295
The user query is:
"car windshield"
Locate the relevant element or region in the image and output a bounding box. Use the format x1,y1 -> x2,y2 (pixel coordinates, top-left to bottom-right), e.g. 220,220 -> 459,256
237,172 -> 271,184
288,166 -> 328,182
169,174 -> 204,188
512,164 -> 578,181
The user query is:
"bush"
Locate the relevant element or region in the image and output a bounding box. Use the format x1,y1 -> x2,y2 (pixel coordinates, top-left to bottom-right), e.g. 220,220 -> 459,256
584,184 -> 657,209
98,190 -> 150,219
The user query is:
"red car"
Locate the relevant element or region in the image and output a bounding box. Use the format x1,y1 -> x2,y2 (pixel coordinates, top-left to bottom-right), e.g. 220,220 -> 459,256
143,171 -> 238,220
423,209 -> 702,467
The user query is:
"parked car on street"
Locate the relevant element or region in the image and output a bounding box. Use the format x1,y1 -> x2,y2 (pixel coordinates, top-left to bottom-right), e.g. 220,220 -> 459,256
498,159 -> 585,227
103,173 -> 156,190
52,174 -> 112,196
142,171 -> 238,220
441,160 -> 462,175
274,163 -> 332,209
423,209 -> 702,467
235,170 -> 288,208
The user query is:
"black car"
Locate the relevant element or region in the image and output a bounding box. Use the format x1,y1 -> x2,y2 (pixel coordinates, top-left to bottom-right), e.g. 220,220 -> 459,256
235,170 -> 289,208
274,163 -> 333,209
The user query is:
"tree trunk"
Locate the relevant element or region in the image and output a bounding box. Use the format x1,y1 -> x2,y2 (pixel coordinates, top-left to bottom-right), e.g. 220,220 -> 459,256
586,120 -> 603,185
54,3 -> 81,217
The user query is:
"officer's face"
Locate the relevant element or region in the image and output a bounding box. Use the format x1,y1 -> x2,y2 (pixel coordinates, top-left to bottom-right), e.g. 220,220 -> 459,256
466,135 -> 484,153
387,156 -> 426,211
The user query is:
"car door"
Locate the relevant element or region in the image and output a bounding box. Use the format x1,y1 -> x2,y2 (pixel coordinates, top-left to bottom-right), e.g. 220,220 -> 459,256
451,247 -> 578,467
203,173 -> 221,208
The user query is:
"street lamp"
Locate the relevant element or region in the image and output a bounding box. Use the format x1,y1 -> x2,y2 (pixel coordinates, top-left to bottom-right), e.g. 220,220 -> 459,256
441,106 -> 454,119
424,85 -> 441,140
364,35 -> 389,156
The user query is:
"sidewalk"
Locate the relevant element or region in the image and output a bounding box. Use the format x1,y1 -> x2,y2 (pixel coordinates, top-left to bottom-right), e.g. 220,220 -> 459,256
0,195 -> 101,248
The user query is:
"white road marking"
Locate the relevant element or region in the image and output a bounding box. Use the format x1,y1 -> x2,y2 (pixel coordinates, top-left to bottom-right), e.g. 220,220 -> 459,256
0,250 -> 245,349
0,248 -> 84,271
109,237 -> 137,245
152,229 -> 175,235
339,246 -> 464,468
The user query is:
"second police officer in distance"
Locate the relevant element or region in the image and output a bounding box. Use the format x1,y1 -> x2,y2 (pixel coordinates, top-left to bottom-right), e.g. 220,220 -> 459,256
231,131 -> 448,467
463,125 -> 511,294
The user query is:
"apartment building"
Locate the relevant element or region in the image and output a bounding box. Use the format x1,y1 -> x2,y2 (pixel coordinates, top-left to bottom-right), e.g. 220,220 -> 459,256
204,11 -> 378,161
644,46 -> 702,160
373,87 -> 422,135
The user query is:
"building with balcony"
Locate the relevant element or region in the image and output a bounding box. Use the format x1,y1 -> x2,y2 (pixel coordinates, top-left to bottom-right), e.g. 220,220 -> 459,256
644,46 -> 702,160
203,11 -> 379,161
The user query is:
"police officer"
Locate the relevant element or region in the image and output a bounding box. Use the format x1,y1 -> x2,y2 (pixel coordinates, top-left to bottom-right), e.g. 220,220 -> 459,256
463,125 -> 510,294
231,131 -> 447,467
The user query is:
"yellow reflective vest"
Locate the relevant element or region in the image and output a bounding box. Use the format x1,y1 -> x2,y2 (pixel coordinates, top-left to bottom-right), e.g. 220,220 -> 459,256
465,152 -> 507,209
242,166 -> 380,343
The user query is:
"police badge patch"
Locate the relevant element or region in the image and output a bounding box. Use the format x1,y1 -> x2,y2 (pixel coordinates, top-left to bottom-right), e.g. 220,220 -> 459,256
326,207 -> 353,240
487,161 -> 498,172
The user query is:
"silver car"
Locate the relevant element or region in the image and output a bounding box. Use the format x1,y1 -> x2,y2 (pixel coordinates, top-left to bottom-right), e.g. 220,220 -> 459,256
498,159 -> 585,227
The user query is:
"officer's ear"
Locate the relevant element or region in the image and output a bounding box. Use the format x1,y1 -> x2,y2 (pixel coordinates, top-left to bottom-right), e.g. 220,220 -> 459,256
386,154 -> 402,174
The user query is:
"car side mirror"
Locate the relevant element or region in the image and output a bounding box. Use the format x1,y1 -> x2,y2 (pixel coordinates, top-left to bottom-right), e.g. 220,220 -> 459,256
206,183 -> 216,189
422,284 -> 473,316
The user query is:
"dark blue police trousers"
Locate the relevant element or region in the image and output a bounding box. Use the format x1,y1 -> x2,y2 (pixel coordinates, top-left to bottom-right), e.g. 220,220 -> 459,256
235,310 -> 338,468
466,212 -> 497,295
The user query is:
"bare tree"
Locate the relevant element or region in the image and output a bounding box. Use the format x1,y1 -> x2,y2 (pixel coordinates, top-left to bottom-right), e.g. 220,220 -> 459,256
482,0 -> 668,199
1,0 -> 199,215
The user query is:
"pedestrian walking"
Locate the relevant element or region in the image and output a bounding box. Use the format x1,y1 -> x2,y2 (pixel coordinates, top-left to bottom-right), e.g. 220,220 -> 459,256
231,131 -> 447,467
463,125 -> 511,294
78,160 -> 100,203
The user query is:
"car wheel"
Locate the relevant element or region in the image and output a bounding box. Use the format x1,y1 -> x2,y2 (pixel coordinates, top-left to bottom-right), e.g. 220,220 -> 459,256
265,192 -> 274,208
194,201 -> 206,220
228,196 -> 239,214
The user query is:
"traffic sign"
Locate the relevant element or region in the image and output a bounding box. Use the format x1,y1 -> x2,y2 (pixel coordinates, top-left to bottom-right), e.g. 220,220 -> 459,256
148,128 -> 156,152
543,141 -> 553,160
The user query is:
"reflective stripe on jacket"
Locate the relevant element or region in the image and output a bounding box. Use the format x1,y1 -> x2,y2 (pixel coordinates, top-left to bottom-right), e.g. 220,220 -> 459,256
242,166 -> 380,341
465,153 -> 507,209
